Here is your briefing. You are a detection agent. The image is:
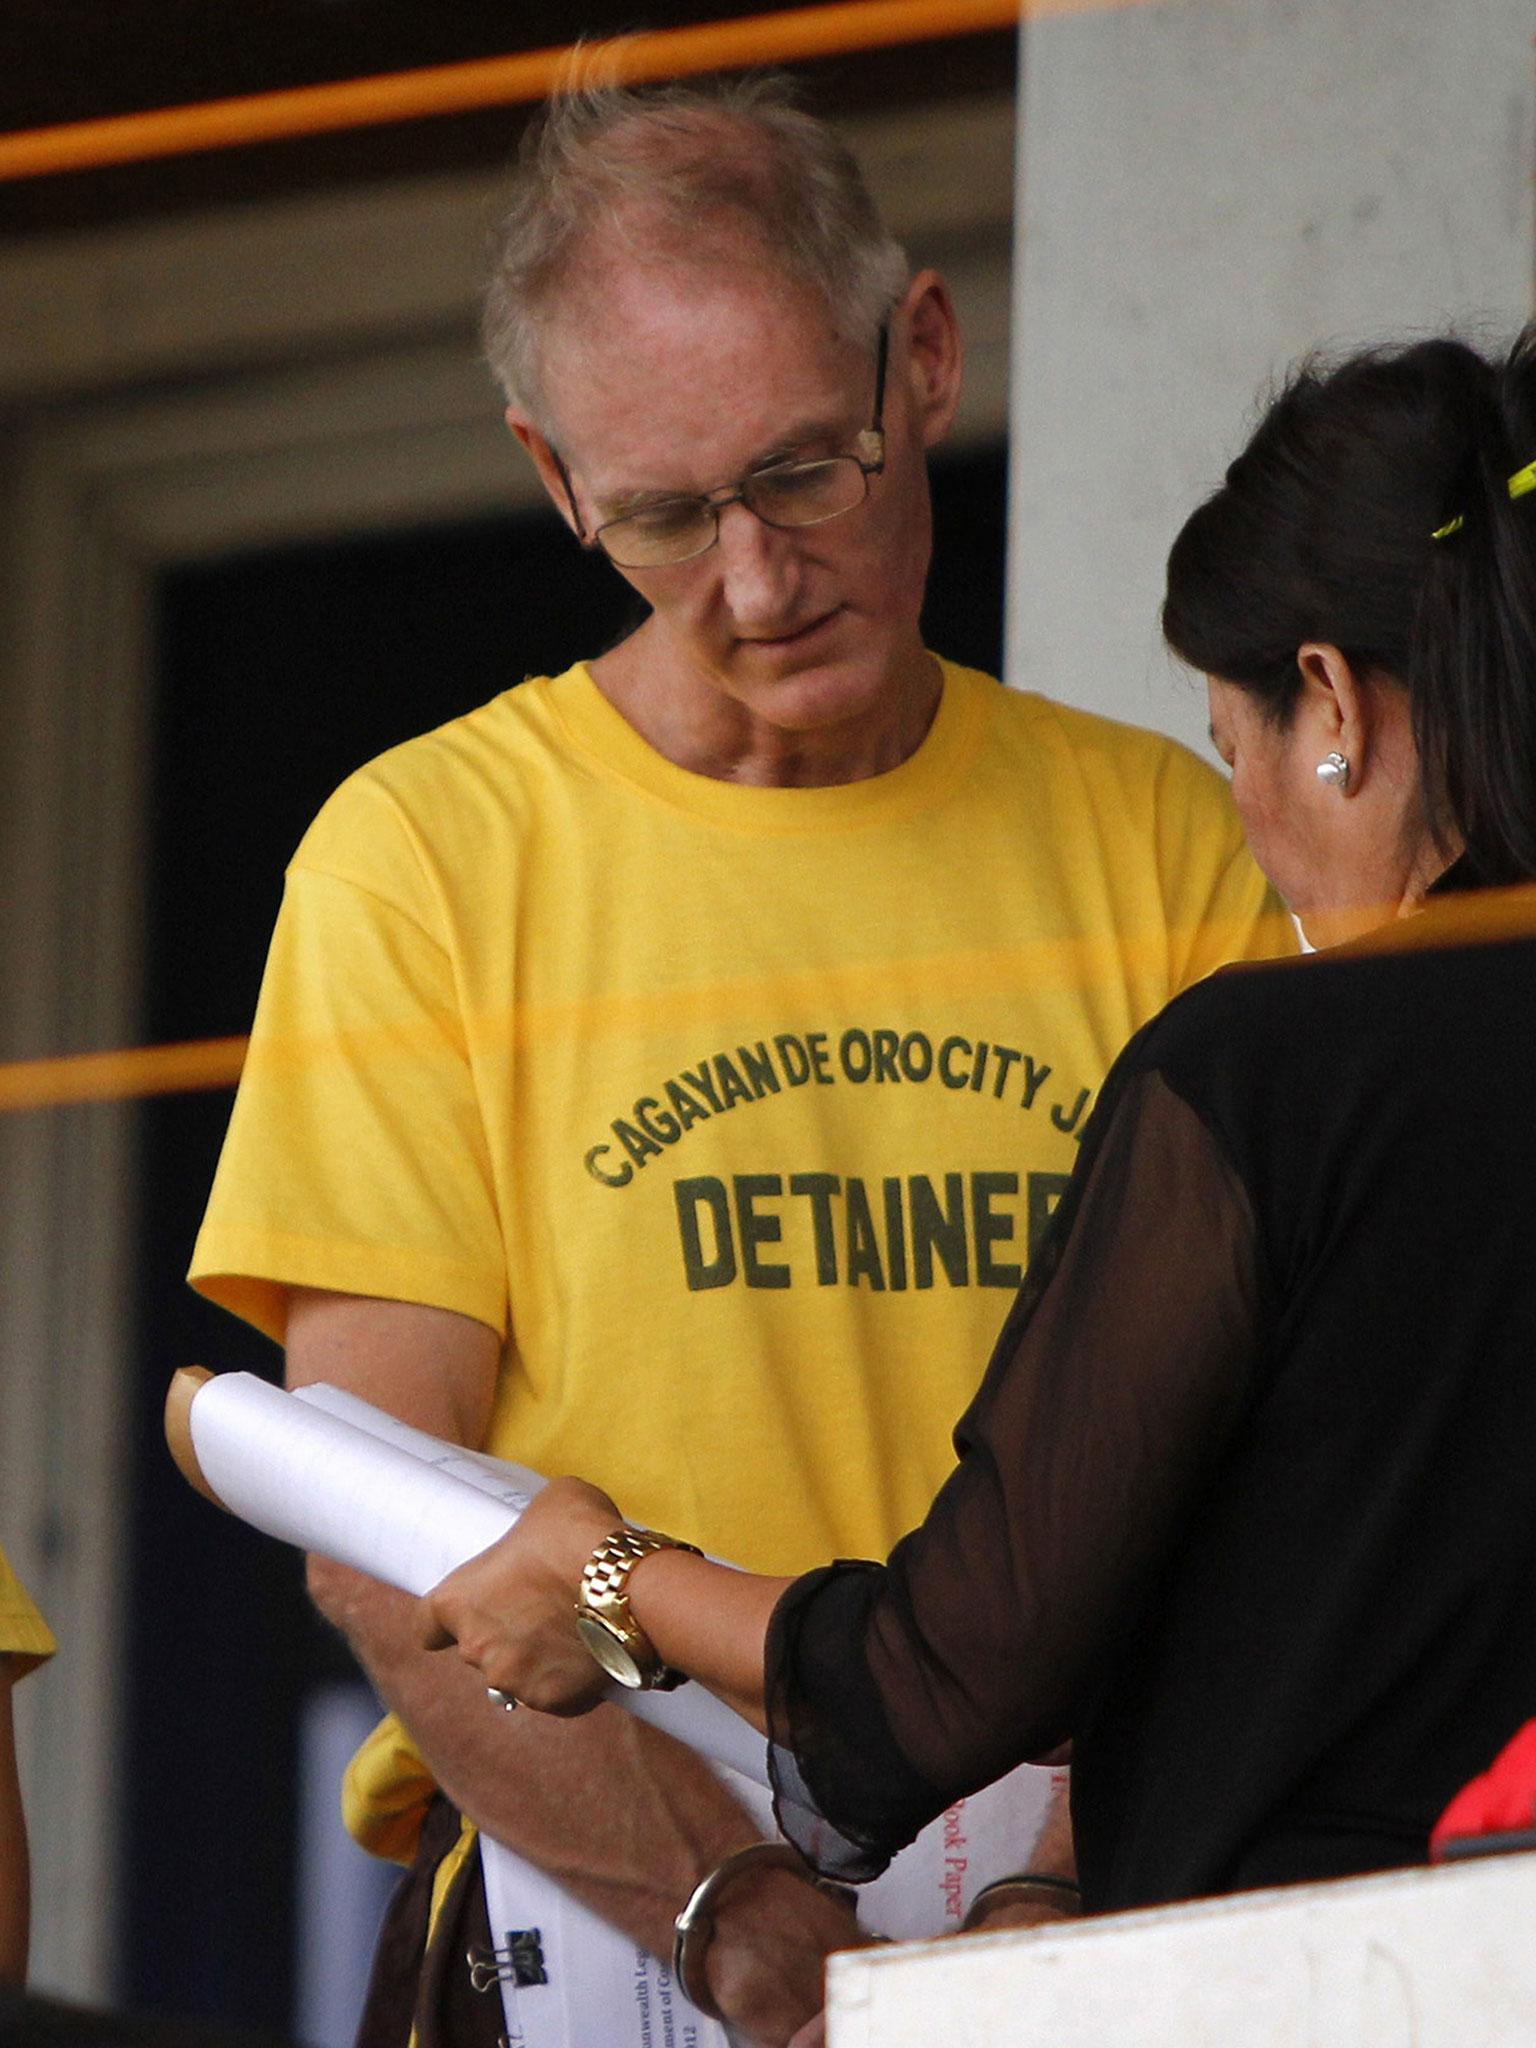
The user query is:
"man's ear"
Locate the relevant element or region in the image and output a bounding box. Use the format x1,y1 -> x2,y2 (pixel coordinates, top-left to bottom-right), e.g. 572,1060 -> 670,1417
1296,642 -> 1372,793
897,269 -> 964,452
506,407 -> 584,536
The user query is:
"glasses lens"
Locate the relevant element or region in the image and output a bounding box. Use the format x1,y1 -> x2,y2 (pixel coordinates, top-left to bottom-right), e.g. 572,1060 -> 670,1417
598,502 -> 717,568
746,458 -> 868,530
594,456 -> 872,566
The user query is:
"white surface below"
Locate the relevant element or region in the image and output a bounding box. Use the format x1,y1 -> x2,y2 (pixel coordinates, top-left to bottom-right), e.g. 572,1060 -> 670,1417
827,1850 -> 1536,2046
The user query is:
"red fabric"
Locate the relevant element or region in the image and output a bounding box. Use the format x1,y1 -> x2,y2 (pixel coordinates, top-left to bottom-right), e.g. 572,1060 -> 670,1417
1430,1720 -> 1536,1858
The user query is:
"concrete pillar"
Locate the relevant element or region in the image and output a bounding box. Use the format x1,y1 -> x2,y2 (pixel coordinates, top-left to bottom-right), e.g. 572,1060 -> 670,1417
1006,0 -> 1536,758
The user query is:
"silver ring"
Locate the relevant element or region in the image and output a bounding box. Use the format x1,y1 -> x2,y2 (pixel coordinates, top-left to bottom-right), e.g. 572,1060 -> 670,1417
487,1686 -> 519,1712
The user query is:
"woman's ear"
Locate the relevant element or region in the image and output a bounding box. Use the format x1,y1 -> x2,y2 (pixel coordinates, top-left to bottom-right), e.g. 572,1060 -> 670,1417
1295,642 -> 1370,794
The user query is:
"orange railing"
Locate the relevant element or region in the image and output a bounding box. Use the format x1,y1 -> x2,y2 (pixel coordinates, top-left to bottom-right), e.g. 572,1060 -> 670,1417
0,0 -> 1037,183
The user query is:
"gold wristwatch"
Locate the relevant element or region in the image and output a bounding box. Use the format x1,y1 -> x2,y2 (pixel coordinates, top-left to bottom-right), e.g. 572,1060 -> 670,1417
575,1526 -> 702,1690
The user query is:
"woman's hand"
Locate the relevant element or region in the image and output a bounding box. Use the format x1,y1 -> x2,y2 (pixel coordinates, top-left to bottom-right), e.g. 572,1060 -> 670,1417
419,1476 -> 623,1714
424,1480 -> 786,1731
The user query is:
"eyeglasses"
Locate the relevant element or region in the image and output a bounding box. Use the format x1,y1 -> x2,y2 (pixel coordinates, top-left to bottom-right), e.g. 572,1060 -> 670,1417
553,323 -> 889,570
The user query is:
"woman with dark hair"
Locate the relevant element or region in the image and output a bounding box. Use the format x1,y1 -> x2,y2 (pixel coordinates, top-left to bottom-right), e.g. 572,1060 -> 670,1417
420,325 -> 1536,1920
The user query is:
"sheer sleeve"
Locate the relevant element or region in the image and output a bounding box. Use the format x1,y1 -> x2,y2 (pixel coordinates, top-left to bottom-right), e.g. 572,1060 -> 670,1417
767,1065 -> 1267,1878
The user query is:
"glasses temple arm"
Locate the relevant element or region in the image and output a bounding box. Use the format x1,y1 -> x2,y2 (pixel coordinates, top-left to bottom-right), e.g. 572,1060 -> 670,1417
550,449 -> 589,541
871,319 -> 890,432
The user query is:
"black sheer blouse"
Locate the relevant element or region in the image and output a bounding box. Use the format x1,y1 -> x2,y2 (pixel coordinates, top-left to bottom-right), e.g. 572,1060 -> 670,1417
766,885 -> 1536,1910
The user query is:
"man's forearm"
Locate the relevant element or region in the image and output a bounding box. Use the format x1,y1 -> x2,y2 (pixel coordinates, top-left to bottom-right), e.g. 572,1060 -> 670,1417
285,1295 -> 752,1947
316,1556 -> 861,2042
287,1292 -> 863,2042
1028,1772 -> 1076,1882
313,1554 -> 758,1950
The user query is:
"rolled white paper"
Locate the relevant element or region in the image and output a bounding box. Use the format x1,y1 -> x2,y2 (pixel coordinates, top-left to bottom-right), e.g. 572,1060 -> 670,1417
186,1371 -> 777,1787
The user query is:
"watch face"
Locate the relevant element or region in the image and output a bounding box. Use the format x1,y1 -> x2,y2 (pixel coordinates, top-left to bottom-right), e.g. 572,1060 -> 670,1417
576,1610 -> 645,1689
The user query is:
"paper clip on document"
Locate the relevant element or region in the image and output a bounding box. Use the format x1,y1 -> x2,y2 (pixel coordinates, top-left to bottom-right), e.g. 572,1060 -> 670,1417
468,1929 -> 550,1993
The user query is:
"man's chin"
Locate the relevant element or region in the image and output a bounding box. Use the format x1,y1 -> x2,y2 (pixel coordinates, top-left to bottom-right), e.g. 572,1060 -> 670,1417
722,654 -> 892,734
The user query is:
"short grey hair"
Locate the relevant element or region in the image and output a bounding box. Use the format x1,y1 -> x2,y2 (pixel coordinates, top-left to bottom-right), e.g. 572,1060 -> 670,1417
482,72 -> 910,434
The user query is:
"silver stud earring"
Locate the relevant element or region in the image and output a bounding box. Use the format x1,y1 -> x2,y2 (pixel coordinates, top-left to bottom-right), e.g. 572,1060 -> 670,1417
1316,751 -> 1350,791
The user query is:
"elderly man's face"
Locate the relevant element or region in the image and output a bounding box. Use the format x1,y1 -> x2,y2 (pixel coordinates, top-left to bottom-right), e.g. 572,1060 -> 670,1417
524,254 -> 960,743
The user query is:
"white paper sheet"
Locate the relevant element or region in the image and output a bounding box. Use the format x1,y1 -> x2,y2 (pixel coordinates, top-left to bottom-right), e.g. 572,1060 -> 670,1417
295,1382 -> 547,1508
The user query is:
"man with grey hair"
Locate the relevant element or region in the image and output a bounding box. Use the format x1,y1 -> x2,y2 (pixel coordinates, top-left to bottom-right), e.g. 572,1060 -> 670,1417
193,76 -> 1283,2045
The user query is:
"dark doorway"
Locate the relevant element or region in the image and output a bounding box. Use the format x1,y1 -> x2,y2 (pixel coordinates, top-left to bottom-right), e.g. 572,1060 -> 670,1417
125,439 -> 1008,2031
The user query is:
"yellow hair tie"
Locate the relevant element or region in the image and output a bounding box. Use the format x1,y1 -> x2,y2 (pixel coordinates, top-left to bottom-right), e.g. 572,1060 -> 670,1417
1432,457 -> 1536,541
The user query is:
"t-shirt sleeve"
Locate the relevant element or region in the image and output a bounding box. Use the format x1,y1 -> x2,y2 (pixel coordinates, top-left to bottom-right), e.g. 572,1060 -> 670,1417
766,1063 -> 1266,1879
190,785 -> 508,1344
0,1546 -> 55,1680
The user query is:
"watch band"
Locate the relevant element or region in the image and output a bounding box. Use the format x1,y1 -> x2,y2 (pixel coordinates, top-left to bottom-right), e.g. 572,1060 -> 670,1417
576,1524 -> 702,1690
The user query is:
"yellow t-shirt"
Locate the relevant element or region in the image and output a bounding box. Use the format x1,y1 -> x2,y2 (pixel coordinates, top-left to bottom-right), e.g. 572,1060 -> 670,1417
190,657 -> 1287,1847
0,1546 -> 55,1680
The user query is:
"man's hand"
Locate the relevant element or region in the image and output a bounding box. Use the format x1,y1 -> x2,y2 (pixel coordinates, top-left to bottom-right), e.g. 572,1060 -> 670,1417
420,1477 -> 621,1715
703,1863 -> 868,2044
961,1771 -> 1079,1936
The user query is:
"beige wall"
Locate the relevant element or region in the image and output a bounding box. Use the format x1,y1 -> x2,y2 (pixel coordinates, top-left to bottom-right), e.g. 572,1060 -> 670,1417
1008,0 -> 1536,759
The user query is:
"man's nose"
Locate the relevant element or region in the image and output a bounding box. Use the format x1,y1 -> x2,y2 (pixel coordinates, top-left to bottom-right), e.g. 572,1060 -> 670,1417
713,499 -> 801,623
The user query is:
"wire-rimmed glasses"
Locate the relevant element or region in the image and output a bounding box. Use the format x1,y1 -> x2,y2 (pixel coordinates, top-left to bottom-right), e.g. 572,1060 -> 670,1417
554,322 -> 890,570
